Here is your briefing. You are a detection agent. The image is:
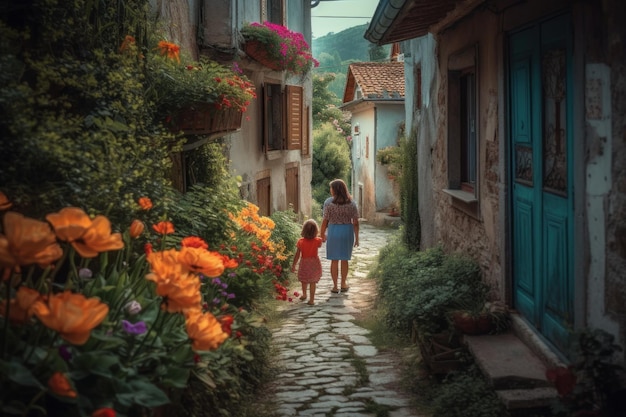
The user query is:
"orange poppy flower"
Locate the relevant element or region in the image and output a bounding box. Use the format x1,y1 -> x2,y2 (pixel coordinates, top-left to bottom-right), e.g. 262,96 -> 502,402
31,291 -> 109,345
46,208 -> 124,258
0,212 -> 63,268
220,255 -> 238,269
152,221 -> 174,235
138,197 -> 152,210
181,236 -> 208,250
146,249 -> 185,284
0,191 -> 12,210
178,247 -> 225,278
48,372 -> 77,398
154,272 -> 202,313
129,220 -> 145,239
157,40 -> 180,62
0,286 -> 41,324
185,309 -> 228,351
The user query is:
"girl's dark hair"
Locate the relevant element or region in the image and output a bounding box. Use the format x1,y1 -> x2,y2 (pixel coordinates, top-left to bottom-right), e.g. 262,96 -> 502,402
301,219 -> 319,239
330,179 -> 351,205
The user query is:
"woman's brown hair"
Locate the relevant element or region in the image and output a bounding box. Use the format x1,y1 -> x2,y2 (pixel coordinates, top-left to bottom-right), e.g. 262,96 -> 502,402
301,219 -> 319,239
330,179 -> 351,205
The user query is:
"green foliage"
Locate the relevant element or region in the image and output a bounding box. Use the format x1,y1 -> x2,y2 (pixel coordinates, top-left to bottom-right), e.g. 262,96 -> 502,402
0,0 -> 180,226
269,209 -> 300,270
373,239 -> 488,336
369,43 -> 388,62
312,24 -> 391,66
311,123 -> 352,205
312,73 -> 341,118
549,328 -> 625,416
400,128 -> 420,250
428,367 -> 509,417
376,145 -> 403,178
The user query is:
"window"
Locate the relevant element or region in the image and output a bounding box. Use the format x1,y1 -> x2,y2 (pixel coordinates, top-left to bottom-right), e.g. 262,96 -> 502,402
262,0 -> 285,25
263,83 -> 303,153
446,45 -> 478,208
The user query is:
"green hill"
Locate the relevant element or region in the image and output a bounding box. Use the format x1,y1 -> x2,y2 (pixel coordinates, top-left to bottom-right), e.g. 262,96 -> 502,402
312,24 -> 391,99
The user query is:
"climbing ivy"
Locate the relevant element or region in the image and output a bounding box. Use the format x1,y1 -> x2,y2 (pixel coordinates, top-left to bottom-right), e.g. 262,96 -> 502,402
400,128 -> 420,250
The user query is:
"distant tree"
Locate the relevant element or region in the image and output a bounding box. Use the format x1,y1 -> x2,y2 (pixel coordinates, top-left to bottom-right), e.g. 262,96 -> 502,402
312,73 -> 340,120
317,52 -> 338,70
369,43 -> 388,62
311,123 -> 351,205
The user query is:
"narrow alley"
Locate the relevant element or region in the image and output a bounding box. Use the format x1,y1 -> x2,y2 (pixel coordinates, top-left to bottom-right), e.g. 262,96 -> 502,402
259,223 -> 425,417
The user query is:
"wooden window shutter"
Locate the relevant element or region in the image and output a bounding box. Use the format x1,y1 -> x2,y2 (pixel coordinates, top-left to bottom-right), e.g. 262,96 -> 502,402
301,105 -> 310,156
286,85 -> 303,150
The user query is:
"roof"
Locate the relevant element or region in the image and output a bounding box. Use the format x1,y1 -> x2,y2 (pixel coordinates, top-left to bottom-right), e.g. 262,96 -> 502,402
342,62 -> 405,104
364,0 -> 484,45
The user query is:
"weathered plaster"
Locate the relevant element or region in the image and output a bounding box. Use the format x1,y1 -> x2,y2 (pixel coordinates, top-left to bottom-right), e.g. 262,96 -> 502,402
585,63 -> 620,336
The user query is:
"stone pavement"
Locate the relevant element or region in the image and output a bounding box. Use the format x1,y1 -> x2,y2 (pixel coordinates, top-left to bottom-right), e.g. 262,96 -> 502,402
262,223 -> 425,417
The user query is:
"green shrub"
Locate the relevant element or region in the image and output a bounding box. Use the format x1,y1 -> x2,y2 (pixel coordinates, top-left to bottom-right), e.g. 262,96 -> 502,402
311,123 -> 351,205
429,367 -> 509,417
374,241 -> 488,336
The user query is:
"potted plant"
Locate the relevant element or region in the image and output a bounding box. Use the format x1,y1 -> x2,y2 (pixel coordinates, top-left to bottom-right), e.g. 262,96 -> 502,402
240,22 -> 319,75
448,301 -> 511,335
137,37 -> 257,134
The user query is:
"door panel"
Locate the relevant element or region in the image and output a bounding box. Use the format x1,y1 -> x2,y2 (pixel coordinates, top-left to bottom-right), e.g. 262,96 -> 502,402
509,14 -> 574,354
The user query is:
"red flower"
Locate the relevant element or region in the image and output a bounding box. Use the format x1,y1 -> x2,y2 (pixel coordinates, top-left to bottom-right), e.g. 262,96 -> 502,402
92,408 -> 116,417
219,315 -> 234,335
546,366 -> 577,397
144,243 -> 153,256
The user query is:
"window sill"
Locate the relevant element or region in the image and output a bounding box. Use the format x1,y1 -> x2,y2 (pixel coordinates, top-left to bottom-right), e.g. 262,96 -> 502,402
265,150 -> 286,161
442,188 -> 477,203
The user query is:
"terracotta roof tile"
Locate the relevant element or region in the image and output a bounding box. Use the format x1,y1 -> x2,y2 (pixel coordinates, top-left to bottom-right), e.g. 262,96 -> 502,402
343,62 -> 405,103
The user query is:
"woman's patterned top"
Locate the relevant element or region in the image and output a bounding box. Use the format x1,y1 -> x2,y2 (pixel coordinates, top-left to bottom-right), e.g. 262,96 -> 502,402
323,197 -> 359,224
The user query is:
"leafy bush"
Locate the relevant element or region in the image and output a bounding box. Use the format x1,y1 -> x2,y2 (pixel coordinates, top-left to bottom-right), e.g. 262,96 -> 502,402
429,367 -> 509,417
312,123 -> 351,205
373,239 -> 488,336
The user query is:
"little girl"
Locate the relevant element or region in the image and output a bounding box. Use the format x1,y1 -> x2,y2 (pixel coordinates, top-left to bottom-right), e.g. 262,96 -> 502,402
290,219 -> 323,305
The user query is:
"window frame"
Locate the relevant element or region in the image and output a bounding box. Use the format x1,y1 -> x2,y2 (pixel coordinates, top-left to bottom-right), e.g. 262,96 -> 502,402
444,44 -> 479,216
263,83 -> 303,154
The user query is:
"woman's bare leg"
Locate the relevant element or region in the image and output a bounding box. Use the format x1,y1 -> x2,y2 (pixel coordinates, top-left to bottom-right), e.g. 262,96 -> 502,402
340,260 -> 349,289
330,260 -> 339,290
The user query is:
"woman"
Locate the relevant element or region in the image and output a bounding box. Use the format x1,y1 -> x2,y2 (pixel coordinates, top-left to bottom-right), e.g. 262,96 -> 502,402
320,179 -> 359,293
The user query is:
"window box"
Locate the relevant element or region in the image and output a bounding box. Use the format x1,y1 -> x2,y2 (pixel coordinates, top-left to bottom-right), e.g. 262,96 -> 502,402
244,40 -> 284,71
172,104 -> 243,136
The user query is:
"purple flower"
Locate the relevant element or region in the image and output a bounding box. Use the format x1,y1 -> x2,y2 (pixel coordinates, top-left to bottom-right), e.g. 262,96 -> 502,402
78,268 -> 93,279
58,345 -> 72,362
228,272 -> 236,278
124,300 -> 142,315
220,282 -> 228,289
212,297 -> 221,305
227,293 -> 236,300
122,320 -> 147,335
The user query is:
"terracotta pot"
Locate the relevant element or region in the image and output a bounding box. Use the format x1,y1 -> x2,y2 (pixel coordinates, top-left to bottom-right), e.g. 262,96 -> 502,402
243,40 -> 283,71
450,311 -> 494,335
172,105 -> 243,135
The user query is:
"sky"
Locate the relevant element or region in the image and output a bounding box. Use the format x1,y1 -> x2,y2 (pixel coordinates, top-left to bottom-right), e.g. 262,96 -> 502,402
311,0 -> 381,39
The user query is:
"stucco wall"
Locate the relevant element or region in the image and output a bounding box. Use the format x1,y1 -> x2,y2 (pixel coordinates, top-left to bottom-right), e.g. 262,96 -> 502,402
158,0 -> 314,219
350,105 -> 376,220
374,103 -> 404,211
430,10 -> 502,291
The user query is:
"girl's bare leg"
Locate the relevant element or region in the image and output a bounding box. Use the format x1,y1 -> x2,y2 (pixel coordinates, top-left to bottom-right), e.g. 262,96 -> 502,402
300,281 -> 307,300
309,283 -> 316,304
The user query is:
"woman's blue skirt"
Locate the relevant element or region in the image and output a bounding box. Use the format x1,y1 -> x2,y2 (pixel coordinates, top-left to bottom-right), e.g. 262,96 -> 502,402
326,224 -> 354,260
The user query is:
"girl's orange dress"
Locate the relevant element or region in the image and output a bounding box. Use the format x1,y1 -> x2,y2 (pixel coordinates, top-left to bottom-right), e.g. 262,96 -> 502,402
296,237 -> 323,283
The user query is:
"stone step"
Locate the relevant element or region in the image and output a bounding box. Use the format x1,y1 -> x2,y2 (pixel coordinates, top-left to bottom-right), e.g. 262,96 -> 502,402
464,331 -> 560,413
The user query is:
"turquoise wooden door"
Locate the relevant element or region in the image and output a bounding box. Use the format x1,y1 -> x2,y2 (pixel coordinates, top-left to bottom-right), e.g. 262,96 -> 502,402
509,14 -> 574,353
